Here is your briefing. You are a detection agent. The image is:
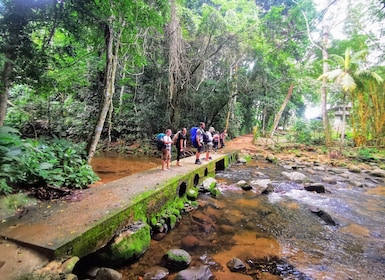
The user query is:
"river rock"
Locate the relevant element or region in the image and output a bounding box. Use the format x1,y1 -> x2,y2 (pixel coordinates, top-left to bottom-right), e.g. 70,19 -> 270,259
250,179 -> 272,194
266,153 -> 276,163
99,221 -> 151,265
175,265 -> 213,280
349,180 -> 364,188
236,180 -> 252,190
322,176 -> 337,184
237,157 -> 247,164
348,165 -> 361,173
310,208 -> 336,226
95,267 -> 122,280
143,266 -> 169,280
181,235 -> 200,249
226,257 -> 246,272
313,166 -> 326,171
370,168 -> 385,177
60,256 -> 80,274
162,249 -> 191,270
201,177 -> 217,192
328,168 -> 345,174
281,171 -> 307,183
304,183 -> 326,193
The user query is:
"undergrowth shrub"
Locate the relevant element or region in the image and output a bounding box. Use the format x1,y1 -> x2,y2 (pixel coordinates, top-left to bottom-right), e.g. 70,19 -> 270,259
0,126 -> 99,195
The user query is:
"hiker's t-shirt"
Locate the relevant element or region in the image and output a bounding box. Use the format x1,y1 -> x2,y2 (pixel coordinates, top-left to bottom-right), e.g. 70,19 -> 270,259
176,132 -> 186,148
205,131 -> 213,144
196,128 -> 204,145
163,135 -> 172,150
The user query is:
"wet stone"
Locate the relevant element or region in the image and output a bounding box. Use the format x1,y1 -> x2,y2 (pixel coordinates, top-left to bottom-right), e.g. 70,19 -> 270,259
162,249 -> 191,271
95,267 -> 122,280
321,176 -> 337,185
143,266 -> 169,280
226,257 -> 247,272
370,168 -> 385,178
310,207 -> 336,226
181,235 -> 200,250
304,183 -> 326,193
175,265 -> 213,280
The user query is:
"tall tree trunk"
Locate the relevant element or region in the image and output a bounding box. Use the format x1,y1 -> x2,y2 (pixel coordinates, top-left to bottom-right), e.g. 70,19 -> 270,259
321,26 -> 332,146
340,92 -> 347,144
87,18 -> 123,162
0,61 -> 13,127
269,84 -> 294,138
166,0 -> 189,127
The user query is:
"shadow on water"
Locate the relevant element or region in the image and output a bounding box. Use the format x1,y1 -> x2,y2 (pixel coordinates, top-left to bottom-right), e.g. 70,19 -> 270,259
112,158 -> 385,280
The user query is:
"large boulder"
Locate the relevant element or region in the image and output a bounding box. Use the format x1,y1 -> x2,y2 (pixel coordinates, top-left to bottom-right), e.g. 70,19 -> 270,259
99,221 -> 151,265
162,249 -> 192,271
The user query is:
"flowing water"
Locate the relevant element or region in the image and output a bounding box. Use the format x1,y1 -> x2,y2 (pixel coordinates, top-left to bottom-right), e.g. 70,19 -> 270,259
93,155 -> 385,280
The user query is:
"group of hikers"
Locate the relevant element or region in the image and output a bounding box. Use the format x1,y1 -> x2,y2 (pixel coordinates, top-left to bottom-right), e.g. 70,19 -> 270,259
159,122 -> 227,171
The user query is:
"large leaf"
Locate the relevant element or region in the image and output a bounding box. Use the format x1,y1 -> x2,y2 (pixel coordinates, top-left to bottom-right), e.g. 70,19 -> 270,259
340,73 -> 356,92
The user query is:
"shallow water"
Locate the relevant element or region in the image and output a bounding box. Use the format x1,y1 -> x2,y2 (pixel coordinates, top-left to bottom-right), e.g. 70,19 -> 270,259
90,155 -> 385,279
90,152 -> 162,184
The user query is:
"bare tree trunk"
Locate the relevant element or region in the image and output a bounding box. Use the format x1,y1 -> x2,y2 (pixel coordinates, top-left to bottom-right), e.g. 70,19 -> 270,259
166,0 -> 189,127
269,84 -> 294,138
321,25 -> 332,146
0,61 -> 13,127
87,18 -> 124,162
118,58 -> 127,116
341,92 -> 347,143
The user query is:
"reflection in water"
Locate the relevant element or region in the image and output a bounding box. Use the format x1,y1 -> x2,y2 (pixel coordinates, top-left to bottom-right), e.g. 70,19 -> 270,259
90,152 -> 162,184
117,160 -> 385,279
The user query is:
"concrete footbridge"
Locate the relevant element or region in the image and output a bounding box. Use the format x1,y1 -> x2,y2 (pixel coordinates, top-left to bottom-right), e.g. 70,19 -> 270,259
0,151 -> 238,260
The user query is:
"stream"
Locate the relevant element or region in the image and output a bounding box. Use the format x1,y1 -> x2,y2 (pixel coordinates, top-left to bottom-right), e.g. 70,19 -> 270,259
92,154 -> 385,280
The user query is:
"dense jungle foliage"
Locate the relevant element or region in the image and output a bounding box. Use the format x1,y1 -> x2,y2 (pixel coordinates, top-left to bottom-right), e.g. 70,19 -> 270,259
1,0 -> 385,195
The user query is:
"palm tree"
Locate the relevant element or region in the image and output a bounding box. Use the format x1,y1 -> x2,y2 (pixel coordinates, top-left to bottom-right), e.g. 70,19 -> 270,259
318,48 -> 383,143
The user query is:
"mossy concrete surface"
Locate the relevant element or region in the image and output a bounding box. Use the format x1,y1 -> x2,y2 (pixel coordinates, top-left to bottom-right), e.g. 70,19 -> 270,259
0,151 -> 238,261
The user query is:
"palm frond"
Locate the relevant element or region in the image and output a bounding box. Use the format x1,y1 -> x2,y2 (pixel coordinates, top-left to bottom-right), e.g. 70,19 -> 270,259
340,73 -> 356,92
318,68 -> 342,81
329,54 -> 344,67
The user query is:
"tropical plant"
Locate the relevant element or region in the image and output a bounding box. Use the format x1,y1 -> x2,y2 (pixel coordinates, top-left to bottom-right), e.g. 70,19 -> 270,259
319,48 -> 383,146
0,127 -> 99,195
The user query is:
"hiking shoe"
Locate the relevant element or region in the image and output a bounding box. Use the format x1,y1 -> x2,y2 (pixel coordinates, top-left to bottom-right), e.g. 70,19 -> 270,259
195,160 -> 202,165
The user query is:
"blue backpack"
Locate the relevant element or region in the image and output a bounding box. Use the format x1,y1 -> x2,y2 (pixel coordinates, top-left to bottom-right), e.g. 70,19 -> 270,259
155,133 -> 165,151
190,127 -> 198,148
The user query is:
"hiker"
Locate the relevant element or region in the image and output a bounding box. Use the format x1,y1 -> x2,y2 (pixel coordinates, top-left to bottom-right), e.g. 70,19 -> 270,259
175,127 -> 187,166
213,130 -> 220,153
204,126 -> 214,161
162,129 -> 173,170
195,122 -> 205,165
220,129 -> 227,149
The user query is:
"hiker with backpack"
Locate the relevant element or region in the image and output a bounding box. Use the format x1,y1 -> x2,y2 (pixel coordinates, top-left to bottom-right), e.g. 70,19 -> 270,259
220,129 -> 227,149
173,127 -> 187,166
204,126 -> 214,161
162,129 -> 173,171
191,122 -> 205,165
213,130 -> 220,152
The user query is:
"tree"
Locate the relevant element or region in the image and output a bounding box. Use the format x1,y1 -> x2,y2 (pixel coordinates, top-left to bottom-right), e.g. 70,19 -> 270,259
84,0 -> 168,162
0,0 -> 52,126
319,48 -> 383,145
